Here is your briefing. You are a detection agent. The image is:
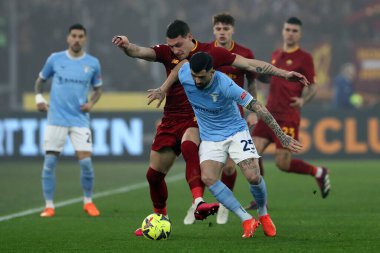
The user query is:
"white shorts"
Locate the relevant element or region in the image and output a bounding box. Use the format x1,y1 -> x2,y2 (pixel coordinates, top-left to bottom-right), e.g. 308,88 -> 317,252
199,130 -> 260,164
44,125 -> 93,152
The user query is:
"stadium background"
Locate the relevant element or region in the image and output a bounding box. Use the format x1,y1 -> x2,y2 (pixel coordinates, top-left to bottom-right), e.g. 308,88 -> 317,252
0,0 -> 379,161
0,1 -> 380,252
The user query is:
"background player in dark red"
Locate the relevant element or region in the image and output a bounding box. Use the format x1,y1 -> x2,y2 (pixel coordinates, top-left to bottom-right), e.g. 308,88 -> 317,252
183,13 -> 258,225
112,20 -> 309,236
247,17 -> 330,210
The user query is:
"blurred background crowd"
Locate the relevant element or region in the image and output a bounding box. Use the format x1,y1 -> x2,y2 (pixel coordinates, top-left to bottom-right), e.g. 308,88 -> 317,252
0,0 -> 379,111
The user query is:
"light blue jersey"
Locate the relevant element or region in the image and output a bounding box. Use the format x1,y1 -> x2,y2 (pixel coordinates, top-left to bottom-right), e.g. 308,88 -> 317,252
39,50 -> 102,127
178,62 -> 253,141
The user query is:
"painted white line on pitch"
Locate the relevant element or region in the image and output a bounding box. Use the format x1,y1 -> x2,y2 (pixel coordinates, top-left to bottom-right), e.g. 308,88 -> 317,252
0,173 -> 184,222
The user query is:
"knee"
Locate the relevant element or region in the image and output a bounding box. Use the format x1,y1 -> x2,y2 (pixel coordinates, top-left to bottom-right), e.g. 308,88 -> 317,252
275,158 -> 290,172
201,174 -> 217,187
247,173 -> 261,185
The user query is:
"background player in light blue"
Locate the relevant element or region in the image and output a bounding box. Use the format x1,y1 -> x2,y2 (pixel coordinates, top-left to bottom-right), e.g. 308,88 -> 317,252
178,52 -> 303,238
34,24 -> 103,218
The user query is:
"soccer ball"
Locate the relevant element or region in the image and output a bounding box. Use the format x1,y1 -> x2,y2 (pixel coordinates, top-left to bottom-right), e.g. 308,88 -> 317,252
141,213 -> 172,240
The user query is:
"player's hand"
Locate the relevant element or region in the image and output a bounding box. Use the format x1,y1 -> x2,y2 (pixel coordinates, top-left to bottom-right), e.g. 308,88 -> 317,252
285,71 -> 309,86
280,135 -> 303,153
81,102 -> 93,112
147,88 -> 166,108
112,35 -> 130,49
289,97 -> 304,108
36,103 -> 49,112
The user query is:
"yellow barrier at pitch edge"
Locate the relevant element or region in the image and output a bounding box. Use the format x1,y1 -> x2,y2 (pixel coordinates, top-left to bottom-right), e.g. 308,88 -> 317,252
23,92 -> 164,112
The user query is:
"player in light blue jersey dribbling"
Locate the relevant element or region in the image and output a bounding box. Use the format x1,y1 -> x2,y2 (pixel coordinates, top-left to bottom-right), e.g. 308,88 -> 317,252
178,52 -> 303,238
34,24 -> 103,218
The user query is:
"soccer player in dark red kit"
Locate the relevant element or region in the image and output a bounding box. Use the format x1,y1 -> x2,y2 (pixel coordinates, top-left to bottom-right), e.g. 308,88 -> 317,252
112,20 -> 309,236
183,13 -> 258,225
247,17 -> 331,210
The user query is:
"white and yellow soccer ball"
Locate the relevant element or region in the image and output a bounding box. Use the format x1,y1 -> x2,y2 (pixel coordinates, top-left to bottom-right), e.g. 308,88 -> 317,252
141,213 -> 172,240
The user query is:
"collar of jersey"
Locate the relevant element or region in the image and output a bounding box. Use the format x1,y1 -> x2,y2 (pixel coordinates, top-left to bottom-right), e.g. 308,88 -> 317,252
283,46 -> 300,54
214,40 -> 235,51
65,50 -> 86,60
191,40 -> 199,52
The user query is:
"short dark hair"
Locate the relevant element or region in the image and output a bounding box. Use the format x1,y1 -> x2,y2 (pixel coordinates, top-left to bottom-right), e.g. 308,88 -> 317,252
286,17 -> 302,26
213,13 -> 235,26
166,20 -> 190,39
69,23 -> 87,34
189,52 -> 214,73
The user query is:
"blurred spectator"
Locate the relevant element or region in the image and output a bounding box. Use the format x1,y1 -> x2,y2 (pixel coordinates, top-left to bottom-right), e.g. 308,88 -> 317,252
331,63 -> 359,109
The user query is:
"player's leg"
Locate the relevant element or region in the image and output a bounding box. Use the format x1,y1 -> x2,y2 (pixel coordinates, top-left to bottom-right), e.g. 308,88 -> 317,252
231,130 -> 276,237
147,148 -> 176,215
275,148 -> 330,198
200,139 -> 259,238
181,127 -> 220,223
40,125 -> 67,217
71,127 -> 100,217
274,122 -> 330,198
216,157 -> 237,224
245,136 -> 271,210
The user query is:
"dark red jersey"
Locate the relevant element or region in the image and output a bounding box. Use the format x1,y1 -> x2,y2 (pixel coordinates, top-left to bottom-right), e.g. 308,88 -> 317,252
209,40 -> 256,88
152,40 -> 236,119
266,47 -> 315,123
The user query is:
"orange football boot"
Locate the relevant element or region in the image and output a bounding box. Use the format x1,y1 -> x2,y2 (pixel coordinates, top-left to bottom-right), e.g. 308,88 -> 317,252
259,214 -> 276,237
84,203 -> 100,217
242,217 -> 260,238
40,208 -> 55,217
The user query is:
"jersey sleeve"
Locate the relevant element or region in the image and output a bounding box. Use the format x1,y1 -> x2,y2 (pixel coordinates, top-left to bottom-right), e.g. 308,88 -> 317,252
91,59 -> 103,87
152,44 -> 170,64
209,47 -> 237,68
178,62 -> 192,85
303,53 -> 316,84
39,53 -> 55,80
219,74 -> 253,107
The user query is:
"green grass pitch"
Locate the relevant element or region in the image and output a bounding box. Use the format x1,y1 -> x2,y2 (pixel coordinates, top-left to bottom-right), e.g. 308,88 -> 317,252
0,159 -> 379,252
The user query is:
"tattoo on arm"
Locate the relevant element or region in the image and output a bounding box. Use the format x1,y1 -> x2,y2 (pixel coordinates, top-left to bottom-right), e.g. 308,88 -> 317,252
255,63 -> 277,76
246,99 -> 290,146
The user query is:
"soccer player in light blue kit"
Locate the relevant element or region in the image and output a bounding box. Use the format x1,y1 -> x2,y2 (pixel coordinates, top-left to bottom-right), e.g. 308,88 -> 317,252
178,52 -> 303,238
34,24 -> 103,218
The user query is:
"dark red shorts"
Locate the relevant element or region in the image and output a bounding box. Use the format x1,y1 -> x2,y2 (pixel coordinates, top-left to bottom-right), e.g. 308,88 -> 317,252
151,116 -> 198,156
252,119 -> 299,149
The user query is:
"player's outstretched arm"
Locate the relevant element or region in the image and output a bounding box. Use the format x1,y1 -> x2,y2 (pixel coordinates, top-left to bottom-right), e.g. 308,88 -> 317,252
233,55 -> 309,86
34,77 -> 49,112
111,35 -> 156,61
147,59 -> 188,108
245,98 -> 303,153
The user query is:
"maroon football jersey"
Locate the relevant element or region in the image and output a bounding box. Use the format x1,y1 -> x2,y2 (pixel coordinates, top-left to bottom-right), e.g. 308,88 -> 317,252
209,40 -> 256,87
266,48 -> 315,122
152,40 -> 236,118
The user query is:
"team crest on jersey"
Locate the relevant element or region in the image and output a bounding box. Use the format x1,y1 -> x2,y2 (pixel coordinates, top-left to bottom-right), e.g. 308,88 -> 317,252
83,65 -> 92,73
286,59 -> 293,66
272,59 -> 276,64
210,93 -> 219,102
171,59 -> 180,64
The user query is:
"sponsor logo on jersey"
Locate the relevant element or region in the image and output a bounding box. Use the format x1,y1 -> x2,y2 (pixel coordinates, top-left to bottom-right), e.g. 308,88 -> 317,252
240,91 -> 248,100
286,59 -> 293,66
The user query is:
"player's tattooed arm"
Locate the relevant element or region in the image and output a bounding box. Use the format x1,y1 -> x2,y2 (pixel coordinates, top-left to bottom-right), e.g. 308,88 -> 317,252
246,98 -> 291,147
246,98 -> 303,153
233,55 -> 309,86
